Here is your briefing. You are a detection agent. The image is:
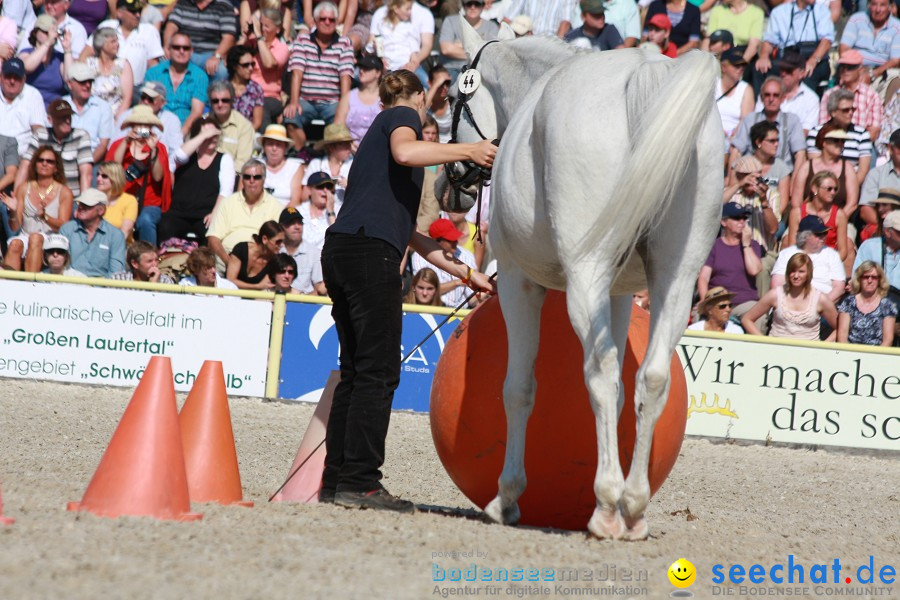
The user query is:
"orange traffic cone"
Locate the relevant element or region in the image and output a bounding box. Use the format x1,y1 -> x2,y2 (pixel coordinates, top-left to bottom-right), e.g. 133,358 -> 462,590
67,356 -> 201,521
179,361 -> 252,506
0,482 -> 14,525
271,371 -> 339,503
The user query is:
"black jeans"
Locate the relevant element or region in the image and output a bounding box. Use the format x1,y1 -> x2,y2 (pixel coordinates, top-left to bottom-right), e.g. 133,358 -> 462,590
157,212 -> 208,246
320,232 -> 403,494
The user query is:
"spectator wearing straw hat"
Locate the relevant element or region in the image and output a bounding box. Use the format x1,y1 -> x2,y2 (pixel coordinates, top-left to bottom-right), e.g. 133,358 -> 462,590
117,81 -> 183,171
63,62 -> 114,163
860,130 -> 900,232
819,50 -> 883,144
59,187 -> 126,276
688,287 -> 745,334
257,124 -> 305,207
206,80 -> 253,177
302,123 -> 353,204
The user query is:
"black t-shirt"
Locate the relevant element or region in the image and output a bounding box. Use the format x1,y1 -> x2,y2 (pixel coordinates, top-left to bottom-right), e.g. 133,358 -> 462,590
328,106 -> 424,254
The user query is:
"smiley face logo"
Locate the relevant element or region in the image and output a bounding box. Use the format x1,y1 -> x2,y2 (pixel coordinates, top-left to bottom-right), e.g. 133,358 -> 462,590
668,559 -> 696,588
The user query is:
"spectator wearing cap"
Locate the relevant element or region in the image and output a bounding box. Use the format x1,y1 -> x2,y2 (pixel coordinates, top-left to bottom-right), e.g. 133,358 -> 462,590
180,246 -> 238,288
334,53 -> 383,152
644,14 -> 676,58
17,98 -> 93,197
19,14 -> 70,109
110,238 -> 175,282
163,0 -> 237,82
2,145 -> 73,272
566,0 -> 639,48
440,0 -> 499,82
855,209 -> 900,290
256,124 -> 304,206
84,0 -> 165,88
702,29 -> 733,58
756,51 -> 819,134
247,7 -> 290,131
59,187 -> 126,276
502,0 -> 571,37
644,0 -> 700,55
806,89 -> 873,185
19,0 -> 88,58
509,14 -> 532,37
0,58 -> 47,156
302,123 -> 353,204
754,0 -> 834,96
703,0 -> 763,63
819,50 -> 883,145
279,206 -> 325,295
206,80 -> 253,177
861,132 -> 900,229
716,49 -> 754,146
145,32 -> 209,136
63,62 -> 114,163
41,233 -> 85,276
839,0 -> 900,95
731,76 -> 806,171
283,2 -> 355,151
564,0 -> 623,51
295,171 -> 338,250
411,217 -> 479,307
206,160 -> 282,272
771,214 -> 846,301
158,115 -> 234,246
117,81 -> 183,170
698,202 -> 764,324
106,104 -> 172,246
688,287 -> 745,334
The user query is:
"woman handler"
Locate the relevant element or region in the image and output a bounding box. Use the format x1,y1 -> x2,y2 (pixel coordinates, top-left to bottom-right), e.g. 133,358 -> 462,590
321,69 -> 497,513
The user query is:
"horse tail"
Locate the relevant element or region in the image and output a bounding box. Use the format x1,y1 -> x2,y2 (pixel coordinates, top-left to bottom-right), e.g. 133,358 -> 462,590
576,50 -> 721,273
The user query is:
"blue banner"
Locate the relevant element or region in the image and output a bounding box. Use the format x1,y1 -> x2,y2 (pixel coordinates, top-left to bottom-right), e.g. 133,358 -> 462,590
278,301 -> 462,412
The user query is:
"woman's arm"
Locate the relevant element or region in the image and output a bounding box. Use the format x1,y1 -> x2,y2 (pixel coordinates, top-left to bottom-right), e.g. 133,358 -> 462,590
334,92 -> 350,125
117,61 -> 134,120
836,209 -> 848,262
390,126 -> 496,169
409,230 -> 495,294
251,104 -> 263,132
10,185 -> 26,232
819,295 -> 838,329
786,206 -> 801,247
789,161 -> 809,209
255,34 -> 277,69
842,162 -> 858,217
836,310 -> 850,343
288,163 -> 306,207
741,291 -> 776,335
21,45 -> 50,72
45,186 -> 74,231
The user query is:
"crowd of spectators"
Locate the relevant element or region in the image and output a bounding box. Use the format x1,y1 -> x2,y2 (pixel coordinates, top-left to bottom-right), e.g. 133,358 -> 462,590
0,0 -> 897,347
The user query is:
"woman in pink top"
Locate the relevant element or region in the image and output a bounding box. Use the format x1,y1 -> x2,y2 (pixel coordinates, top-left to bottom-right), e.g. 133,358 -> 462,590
248,7 -> 290,130
741,252 -> 838,340
0,13 -> 17,65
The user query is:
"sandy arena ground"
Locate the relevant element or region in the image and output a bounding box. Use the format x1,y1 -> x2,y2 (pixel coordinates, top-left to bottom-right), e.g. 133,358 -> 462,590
1,378 -> 898,600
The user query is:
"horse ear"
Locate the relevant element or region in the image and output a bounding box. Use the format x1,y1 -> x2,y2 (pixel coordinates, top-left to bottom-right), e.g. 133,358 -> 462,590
459,16 -> 485,61
497,22 -> 516,42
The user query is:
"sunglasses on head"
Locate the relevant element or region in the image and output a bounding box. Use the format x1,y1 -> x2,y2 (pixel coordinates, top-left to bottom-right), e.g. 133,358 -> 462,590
242,173 -> 264,181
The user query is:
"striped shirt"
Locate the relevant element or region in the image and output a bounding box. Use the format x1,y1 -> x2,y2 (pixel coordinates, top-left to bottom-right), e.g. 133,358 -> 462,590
22,127 -> 93,197
288,30 -> 355,104
806,123 -> 872,164
167,0 -> 238,54
840,13 -> 900,67
819,83 -> 883,130
504,0 -> 577,36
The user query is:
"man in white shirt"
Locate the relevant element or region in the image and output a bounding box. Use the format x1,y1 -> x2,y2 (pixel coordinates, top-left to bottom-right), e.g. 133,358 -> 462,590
764,52 -> 820,134
0,58 -> 47,155
771,215 -> 846,301
411,218 -> 478,307
279,206 -> 325,295
83,0 -> 164,86
63,62 -> 114,163
18,0 -> 87,56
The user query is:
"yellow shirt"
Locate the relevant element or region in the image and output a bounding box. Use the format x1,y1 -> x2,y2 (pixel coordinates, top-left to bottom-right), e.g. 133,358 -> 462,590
103,193 -> 138,240
206,190 -> 284,254
459,221 -> 477,256
215,111 -> 255,175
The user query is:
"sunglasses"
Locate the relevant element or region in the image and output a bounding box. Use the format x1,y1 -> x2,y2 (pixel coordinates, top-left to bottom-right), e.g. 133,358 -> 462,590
762,93 -> 782,98
170,44 -> 192,51
317,16 -> 336,22
75,203 -> 98,210
238,62 -> 255,68
464,1 -> 482,6
861,274 -> 880,280
728,215 -> 749,221
97,172 -> 110,179
140,94 -> 154,102
820,186 -> 838,192
763,137 -> 780,143
716,303 -> 733,310
36,157 -> 56,164
45,248 -> 67,256
277,268 -> 296,275
242,173 -> 264,181
211,97 -> 232,104
834,107 -> 853,113
814,231 -> 828,238
315,183 -> 335,191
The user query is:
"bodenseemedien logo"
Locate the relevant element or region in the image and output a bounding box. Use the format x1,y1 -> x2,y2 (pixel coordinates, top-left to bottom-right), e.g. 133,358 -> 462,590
668,558 -> 697,598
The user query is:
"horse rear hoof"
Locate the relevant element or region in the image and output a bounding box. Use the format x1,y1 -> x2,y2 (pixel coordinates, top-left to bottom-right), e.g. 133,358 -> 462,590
623,517 -> 649,541
587,507 -> 627,540
484,497 -> 520,526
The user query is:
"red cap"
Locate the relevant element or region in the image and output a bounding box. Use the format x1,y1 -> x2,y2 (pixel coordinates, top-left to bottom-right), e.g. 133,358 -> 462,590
428,218 -> 464,242
647,14 -> 672,32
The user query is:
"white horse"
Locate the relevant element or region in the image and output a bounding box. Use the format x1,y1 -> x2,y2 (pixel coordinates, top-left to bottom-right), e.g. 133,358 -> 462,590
438,25 -> 724,540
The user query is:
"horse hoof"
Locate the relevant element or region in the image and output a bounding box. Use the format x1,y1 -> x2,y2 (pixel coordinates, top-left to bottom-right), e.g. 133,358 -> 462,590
623,516 -> 649,541
587,507 -> 626,540
484,497 -> 520,525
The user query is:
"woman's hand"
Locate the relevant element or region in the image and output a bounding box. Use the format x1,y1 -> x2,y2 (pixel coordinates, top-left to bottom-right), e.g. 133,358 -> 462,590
467,270 -> 496,295
469,140 -> 497,169
325,188 -> 335,213
60,29 -> 71,52
146,132 -> 160,151
0,192 -> 16,212
203,212 -> 213,227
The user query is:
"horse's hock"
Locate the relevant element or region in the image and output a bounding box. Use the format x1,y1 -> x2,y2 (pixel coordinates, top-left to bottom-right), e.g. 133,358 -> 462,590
430,292 -> 688,530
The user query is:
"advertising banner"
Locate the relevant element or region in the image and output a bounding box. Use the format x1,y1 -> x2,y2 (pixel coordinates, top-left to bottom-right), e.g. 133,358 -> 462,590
0,280 -> 271,396
680,333 -> 900,451
278,302 -> 462,411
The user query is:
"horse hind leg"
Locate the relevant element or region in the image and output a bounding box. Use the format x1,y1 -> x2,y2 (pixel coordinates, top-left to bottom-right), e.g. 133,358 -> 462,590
484,266 -> 546,526
566,281 -> 628,540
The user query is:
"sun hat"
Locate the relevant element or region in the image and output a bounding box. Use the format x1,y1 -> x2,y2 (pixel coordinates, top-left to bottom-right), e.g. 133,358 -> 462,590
260,124 -> 292,144
698,286 -> 736,316
314,123 -> 353,150
510,15 -> 533,36
884,210 -> 900,231
875,188 -> 900,206
122,105 -> 164,130
823,128 -> 852,141
1,57 -> 25,78
33,14 -> 56,33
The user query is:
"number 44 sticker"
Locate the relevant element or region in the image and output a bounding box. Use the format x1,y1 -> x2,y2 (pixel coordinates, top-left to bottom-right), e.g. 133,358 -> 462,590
459,69 -> 481,94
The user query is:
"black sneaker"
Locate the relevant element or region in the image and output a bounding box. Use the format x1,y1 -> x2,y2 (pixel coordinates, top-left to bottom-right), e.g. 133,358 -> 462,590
334,489 -> 416,514
319,489 -> 335,504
